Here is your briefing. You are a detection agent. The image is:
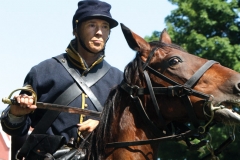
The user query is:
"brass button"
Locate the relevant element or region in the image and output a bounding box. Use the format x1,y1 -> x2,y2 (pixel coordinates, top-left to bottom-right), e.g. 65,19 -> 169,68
85,95 -> 88,98
84,104 -> 88,107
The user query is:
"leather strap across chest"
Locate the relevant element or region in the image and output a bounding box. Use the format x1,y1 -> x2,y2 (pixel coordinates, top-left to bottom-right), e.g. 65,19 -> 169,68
54,53 -> 111,112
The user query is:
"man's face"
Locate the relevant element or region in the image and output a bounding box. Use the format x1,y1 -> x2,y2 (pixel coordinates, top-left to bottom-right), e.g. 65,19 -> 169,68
77,19 -> 110,53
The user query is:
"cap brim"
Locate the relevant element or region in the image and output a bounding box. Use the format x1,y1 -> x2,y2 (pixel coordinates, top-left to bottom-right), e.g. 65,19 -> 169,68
80,15 -> 118,29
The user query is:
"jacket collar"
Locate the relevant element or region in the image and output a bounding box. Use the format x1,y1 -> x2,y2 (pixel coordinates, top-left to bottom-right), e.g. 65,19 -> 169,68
65,39 -> 104,73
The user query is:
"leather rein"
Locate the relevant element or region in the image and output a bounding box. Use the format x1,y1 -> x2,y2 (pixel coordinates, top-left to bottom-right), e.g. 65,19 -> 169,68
106,47 -> 220,148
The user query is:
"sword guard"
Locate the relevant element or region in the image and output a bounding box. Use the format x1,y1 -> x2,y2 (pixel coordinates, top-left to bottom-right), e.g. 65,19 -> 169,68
2,85 -> 37,105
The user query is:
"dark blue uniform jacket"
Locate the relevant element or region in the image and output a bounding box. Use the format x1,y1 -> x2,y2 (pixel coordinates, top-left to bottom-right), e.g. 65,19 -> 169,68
1,54 -> 123,143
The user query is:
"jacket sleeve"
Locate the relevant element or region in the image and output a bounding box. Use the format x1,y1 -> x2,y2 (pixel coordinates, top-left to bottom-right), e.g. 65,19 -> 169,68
0,67 -> 38,136
1,105 -> 31,136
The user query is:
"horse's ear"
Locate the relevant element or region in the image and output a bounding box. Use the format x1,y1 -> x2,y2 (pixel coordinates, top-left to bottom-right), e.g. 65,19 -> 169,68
120,23 -> 150,52
159,28 -> 172,44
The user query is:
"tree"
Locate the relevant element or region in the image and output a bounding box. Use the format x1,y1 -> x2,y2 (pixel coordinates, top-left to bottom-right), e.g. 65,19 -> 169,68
144,31 -> 161,42
145,0 -> 240,71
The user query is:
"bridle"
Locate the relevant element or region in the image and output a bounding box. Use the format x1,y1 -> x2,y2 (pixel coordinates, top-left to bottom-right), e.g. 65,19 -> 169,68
106,47 -> 235,159
123,47 -> 218,135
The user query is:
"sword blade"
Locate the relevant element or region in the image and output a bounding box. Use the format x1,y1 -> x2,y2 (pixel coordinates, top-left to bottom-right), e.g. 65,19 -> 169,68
36,102 -> 101,117
2,98 -> 101,117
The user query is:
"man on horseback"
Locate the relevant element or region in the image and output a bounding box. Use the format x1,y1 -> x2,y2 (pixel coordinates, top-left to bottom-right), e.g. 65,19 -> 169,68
1,0 -> 122,159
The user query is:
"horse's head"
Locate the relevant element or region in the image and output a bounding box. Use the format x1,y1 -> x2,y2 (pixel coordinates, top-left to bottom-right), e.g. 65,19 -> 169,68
120,23 -> 240,128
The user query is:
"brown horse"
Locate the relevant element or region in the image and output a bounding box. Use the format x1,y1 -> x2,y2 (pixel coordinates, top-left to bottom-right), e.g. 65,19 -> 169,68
88,23 -> 240,160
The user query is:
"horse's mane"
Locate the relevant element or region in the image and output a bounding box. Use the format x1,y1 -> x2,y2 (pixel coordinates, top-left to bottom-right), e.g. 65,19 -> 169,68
87,41 -> 185,159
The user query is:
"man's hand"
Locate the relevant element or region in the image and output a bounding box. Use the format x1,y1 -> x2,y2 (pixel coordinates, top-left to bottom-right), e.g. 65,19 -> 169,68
9,94 -> 37,116
77,119 -> 99,136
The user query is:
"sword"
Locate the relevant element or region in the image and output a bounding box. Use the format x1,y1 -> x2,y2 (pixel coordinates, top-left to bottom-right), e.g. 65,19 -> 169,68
2,98 -> 101,117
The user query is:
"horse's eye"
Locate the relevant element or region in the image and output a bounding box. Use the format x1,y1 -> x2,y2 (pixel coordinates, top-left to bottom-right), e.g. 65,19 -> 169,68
168,57 -> 182,66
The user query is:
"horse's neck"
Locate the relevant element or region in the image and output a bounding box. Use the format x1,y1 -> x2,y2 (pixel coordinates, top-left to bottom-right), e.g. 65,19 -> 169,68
112,99 -> 154,141
107,103 -> 158,160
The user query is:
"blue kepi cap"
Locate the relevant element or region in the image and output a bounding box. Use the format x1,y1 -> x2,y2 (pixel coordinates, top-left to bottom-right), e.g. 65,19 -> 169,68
72,0 -> 118,29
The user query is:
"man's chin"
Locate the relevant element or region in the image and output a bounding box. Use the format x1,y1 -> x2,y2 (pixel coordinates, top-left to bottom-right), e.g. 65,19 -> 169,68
90,47 -> 105,54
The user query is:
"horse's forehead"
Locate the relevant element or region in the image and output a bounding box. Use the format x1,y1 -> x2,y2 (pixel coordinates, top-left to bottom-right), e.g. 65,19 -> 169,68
153,46 -> 195,60
149,46 -> 205,71
153,46 -> 184,59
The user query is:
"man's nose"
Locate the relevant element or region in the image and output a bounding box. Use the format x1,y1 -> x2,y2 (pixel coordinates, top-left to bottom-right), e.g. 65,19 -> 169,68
95,26 -> 103,35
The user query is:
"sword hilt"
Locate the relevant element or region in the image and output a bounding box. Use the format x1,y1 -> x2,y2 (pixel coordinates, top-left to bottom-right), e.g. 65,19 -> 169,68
2,98 -> 18,105
2,85 -> 37,105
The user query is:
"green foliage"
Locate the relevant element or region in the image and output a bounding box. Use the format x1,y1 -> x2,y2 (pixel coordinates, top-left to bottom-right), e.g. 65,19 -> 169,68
157,124 -> 240,159
144,31 -> 161,42
158,140 -> 202,159
144,0 -> 240,71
